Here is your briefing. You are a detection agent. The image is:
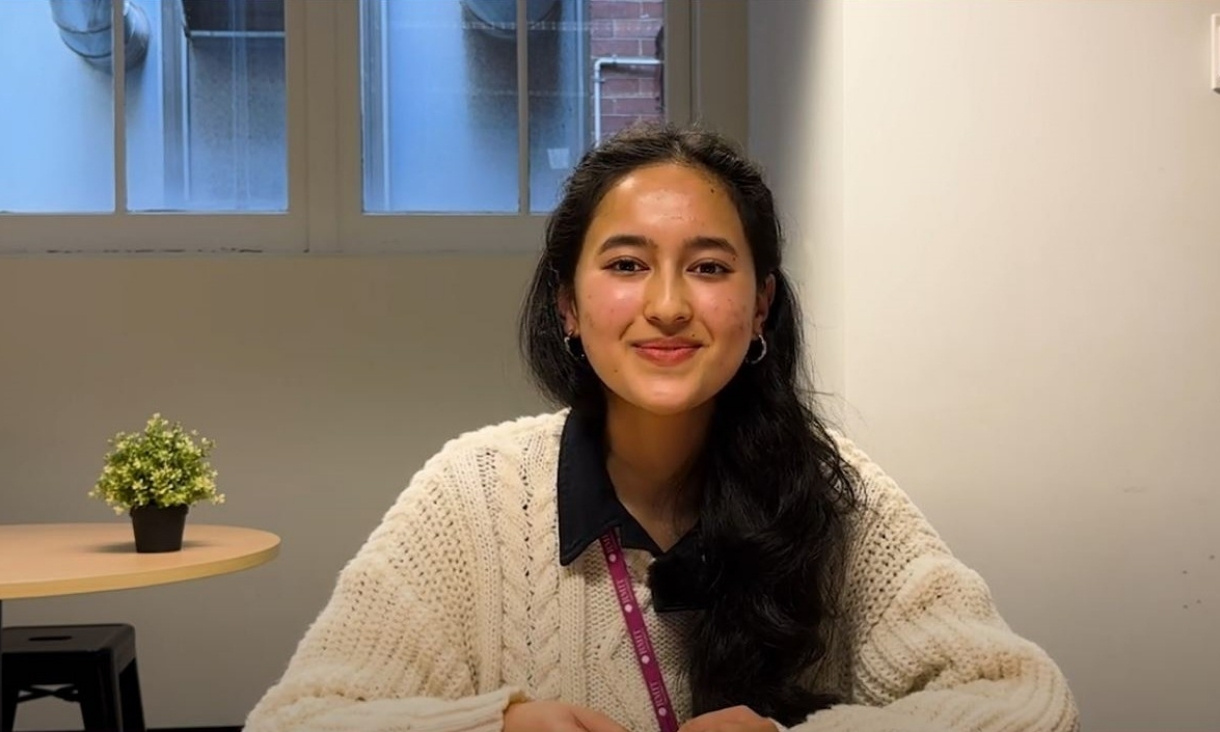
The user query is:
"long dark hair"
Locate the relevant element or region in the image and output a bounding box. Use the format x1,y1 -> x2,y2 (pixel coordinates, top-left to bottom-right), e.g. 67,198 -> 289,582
519,123 -> 859,725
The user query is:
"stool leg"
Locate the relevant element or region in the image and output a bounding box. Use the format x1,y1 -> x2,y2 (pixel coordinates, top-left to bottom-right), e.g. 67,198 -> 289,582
0,599 -> 8,732
118,660 -> 145,732
1,683 -> 15,732
78,661 -> 122,732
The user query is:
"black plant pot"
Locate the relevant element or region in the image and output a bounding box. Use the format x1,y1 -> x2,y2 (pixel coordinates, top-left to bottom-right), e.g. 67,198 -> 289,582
129,504 -> 189,553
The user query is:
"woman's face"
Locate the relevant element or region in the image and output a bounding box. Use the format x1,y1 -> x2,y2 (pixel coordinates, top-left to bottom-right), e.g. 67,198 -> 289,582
562,162 -> 773,417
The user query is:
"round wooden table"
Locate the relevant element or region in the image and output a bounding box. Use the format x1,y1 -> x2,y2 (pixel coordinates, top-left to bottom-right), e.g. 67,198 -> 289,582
0,523 -> 280,601
0,522 -> 280,704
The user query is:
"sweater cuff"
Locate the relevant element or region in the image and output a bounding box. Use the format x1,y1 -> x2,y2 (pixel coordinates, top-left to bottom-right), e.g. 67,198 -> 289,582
297,686 -> 528,732
408,687 -> 529,732
791,705 -> 944,732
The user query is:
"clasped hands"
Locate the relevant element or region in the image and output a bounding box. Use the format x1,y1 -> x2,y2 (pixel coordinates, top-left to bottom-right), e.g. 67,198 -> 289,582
504,700 -> 777,732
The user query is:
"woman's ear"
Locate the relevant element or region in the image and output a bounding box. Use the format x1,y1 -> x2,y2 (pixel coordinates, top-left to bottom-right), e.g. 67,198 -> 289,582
754,274 -> 776,333
558,287 -> 579,336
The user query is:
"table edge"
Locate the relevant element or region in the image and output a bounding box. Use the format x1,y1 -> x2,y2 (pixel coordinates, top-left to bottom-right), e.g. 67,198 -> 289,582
0,541 -> 280,601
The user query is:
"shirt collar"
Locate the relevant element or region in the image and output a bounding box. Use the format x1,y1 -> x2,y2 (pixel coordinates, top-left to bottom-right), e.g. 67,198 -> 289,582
556,408 -> 710,612
557,407 -> 660,565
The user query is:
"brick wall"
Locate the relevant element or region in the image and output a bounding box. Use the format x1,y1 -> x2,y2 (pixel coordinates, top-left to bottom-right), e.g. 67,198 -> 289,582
589,0 -> 664,140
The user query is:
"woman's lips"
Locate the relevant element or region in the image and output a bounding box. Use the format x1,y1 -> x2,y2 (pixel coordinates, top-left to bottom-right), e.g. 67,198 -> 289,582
633,345 -> 701,366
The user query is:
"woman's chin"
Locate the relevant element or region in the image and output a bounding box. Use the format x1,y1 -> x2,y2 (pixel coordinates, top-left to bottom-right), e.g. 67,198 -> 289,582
637,402 -> 697,418
613,387 -> 712,419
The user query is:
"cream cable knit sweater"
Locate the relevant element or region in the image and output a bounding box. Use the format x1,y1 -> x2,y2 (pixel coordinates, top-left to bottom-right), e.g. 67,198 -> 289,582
245,412 -> 1078,732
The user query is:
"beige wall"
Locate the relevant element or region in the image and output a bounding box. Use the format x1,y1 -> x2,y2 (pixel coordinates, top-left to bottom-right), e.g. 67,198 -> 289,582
750,1 -> 1220,730
0,256 -> 546,728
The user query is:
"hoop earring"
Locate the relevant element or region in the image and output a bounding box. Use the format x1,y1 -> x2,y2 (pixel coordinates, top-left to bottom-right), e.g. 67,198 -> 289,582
563,334 -> 586,360
746,334 -> 768,365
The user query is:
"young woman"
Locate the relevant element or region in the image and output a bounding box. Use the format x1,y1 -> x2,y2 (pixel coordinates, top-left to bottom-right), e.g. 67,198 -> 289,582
245,124 -> 1078,732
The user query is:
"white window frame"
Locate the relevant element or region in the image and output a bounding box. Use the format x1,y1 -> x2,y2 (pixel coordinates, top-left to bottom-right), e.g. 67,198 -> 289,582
0,0 -> 746,256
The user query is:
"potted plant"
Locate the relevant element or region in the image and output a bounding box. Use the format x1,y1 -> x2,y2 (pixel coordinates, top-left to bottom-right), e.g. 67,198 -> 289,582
89,413 -> 225,553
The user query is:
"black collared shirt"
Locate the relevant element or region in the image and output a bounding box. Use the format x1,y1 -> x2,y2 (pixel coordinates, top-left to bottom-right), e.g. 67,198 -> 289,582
556,408 -> 711,612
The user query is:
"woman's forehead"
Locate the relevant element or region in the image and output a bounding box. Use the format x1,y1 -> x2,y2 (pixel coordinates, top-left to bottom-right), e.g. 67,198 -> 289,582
586,164 -> 744,244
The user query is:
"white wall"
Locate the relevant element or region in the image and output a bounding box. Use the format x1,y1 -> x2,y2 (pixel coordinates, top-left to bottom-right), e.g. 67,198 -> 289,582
0,256 -> 546,729
746,0 -> 844,407
750,2 -> 1220,730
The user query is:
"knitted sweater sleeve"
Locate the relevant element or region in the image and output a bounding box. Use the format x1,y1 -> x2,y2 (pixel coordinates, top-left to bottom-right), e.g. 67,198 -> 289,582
244,458 -> 525,732
794,437 -> 1079,732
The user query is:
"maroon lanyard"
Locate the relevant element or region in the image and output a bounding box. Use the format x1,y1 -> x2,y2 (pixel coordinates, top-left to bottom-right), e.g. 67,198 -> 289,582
599,530 -> 679,732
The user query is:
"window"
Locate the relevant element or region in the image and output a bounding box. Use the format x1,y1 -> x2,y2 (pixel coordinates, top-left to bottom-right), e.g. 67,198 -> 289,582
0,0 -> 119,214
360,0 -> 665,215
0,0 -> 304,251
0,0 -> 742,254
0,0 -> 286,214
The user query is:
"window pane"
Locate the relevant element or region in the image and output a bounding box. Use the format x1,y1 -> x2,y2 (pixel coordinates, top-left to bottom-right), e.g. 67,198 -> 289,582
0,0 -> 115,213
530,0 -> 663,212
360,0 -> 664,216
361,0 -> 520,214
127,0 -> 287,212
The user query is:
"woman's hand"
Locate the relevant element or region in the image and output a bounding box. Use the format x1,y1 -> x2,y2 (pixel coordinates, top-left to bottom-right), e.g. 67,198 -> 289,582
504,700 -> 632,732
678,706 -> 778,732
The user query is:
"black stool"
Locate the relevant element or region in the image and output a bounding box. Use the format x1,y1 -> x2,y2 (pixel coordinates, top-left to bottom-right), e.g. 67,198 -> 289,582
1,624 -> 145,732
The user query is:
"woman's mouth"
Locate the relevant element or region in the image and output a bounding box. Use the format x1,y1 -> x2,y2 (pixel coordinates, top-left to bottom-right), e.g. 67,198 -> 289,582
632,339 -> 702,366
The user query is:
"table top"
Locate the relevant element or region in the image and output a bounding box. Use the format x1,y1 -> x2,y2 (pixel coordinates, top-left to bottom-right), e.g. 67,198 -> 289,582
0,523 -> 280,600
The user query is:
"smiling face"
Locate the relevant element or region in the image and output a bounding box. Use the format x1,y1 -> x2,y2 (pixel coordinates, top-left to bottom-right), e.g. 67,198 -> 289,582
561,162 -> 774,417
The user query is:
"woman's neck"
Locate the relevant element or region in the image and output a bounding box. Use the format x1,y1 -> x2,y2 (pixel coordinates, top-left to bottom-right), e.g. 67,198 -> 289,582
603,396 -> 712,534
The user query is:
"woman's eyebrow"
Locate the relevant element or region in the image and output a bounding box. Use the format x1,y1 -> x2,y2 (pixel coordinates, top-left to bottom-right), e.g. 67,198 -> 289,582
596,234 -> 738,257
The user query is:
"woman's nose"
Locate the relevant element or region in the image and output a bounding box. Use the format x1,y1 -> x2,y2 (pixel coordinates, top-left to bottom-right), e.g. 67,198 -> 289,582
643,270 -> 693,327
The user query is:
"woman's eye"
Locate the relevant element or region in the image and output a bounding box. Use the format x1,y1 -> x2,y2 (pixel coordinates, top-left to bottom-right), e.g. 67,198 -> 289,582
693,261 -> 730,275
609,259 -> 644,273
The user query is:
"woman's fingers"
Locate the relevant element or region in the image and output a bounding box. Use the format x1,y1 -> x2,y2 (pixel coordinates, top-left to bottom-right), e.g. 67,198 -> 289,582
679,706 -> 774,732
571,705 -> 634,732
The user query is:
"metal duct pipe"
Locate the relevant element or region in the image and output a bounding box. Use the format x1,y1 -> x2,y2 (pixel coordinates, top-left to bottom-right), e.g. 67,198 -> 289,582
593,57 -> 661,144
461,0 -> 561,40
49,0 -> 150,72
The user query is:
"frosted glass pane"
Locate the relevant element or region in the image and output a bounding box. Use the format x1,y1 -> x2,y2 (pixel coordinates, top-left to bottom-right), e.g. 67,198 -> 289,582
360,0 -> 666,215
127,0 -> 287,213
361,0 -> 520,214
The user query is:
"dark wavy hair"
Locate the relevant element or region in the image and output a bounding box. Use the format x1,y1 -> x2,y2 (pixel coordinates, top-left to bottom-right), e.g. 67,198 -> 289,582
519,122 -> 859,726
